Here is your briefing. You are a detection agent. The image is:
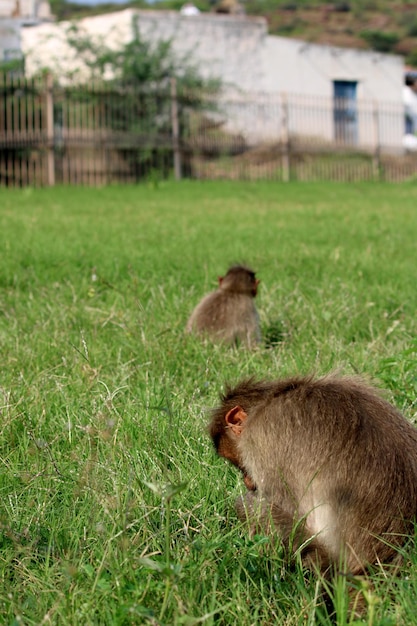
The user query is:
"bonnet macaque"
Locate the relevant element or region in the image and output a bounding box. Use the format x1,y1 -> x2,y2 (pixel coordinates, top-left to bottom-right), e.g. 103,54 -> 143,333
210,374 -> 417,574
186,265 -> 261,347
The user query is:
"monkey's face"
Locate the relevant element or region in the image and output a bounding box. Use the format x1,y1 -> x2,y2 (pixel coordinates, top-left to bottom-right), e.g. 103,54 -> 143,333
216,432 -> 241,468
217,434 -> 257,491
216,405 -> 257,492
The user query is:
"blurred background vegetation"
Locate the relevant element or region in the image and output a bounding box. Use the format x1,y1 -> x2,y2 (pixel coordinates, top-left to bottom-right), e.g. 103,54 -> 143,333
49,0 -> 417,67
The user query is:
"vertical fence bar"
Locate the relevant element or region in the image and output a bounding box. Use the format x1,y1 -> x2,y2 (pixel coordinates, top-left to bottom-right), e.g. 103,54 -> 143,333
170,77 -> 182,181
45,73 -> 55,186
281,92 -> 290,182
372,100 -> 381,182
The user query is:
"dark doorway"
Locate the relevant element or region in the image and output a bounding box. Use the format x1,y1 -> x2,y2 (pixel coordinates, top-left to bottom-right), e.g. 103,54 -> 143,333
333,80 -> 358,145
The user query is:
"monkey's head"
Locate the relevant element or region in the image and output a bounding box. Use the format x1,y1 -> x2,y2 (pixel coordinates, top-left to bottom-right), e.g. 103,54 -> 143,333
218,265 -> 259,297
210,379 -> 272,491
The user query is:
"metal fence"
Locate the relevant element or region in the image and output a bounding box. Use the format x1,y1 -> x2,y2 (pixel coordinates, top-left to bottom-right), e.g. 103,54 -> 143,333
1,72 -> 416,187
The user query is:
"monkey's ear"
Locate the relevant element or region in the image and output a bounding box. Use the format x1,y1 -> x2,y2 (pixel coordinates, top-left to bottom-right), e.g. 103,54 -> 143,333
225,406 -> 247,436
218,276 -> 224,286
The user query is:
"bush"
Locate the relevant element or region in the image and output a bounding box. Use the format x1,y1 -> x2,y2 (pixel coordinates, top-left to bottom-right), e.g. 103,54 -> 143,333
406,48 -> 417,68
406,17 -> 417,38
359,30 -> 399,53
59,17 -> 220,180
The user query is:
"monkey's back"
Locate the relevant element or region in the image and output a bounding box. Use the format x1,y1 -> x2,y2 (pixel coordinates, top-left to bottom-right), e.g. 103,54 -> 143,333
186,289 -> 260,346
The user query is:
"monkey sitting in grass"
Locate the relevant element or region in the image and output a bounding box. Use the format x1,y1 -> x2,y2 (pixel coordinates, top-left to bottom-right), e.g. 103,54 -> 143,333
186,265 -> 261,347
210,374 -> 417,576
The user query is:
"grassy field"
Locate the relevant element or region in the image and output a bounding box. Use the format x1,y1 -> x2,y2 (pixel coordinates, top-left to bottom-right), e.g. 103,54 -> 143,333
1,180 -> 417,625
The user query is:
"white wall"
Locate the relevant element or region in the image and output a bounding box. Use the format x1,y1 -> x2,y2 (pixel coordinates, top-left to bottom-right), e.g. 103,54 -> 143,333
0,0 -> 51,62
20,8 -> 405,150
262,36 -> 403,101
0,19 -> 21,61
136,10 -> 267,91
22,9 -> 268,89
258,36 -> 404,148
0,0 -> 51,19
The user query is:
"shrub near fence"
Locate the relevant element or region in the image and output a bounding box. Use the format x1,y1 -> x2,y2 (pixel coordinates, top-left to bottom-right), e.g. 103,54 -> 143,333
1,72 -> 416,187
53,80 -> 178,186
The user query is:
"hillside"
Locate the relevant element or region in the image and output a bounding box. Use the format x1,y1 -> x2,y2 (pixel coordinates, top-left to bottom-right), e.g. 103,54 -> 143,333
247,1 -> 417,64
51,0 -> 417,66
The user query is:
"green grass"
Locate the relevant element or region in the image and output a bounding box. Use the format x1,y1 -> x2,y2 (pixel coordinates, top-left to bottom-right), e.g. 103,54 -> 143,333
1,180 -> 417,625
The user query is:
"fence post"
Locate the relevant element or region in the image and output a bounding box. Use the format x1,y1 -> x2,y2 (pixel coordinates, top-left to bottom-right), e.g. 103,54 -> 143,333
45,72 -> 55,186
170,77 -> 182,181
281,92 -> 290,182
372,101 -> 381,181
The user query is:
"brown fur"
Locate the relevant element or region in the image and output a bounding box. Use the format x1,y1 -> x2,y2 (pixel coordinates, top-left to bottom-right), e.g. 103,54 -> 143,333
186,265 -> 261,347
210,374 -> 417,575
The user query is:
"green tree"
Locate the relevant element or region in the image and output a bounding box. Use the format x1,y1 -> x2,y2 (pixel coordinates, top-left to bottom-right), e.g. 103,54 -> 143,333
60,16 -> 220,179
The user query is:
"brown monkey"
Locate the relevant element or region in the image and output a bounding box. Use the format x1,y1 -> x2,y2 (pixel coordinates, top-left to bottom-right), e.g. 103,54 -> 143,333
210,374 -> 417,575
186,265 -> 261,347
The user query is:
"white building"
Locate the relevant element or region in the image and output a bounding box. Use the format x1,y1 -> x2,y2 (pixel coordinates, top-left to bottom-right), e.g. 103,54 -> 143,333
0,0 -> 52,20
1,0 -> 52,64
20,8 -> 406,151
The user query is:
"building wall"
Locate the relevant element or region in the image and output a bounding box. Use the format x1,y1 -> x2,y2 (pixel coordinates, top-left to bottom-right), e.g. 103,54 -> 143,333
0,19 -> 21,62
1,0 -> 51,63
22,9 -> 268,89
136,10 -> 267,91
20,8 -> 405,149
260,37 -> 404,147
21,8 -> 404,96
262,36 -> 403,101
0,0 -> 51,20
